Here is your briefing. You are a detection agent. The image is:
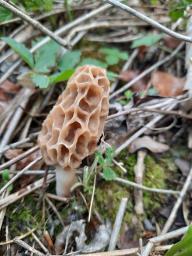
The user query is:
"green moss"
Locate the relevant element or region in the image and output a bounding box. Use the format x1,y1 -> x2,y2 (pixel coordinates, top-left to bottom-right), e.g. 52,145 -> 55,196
6,195 -> 42,237
95,182 -> 133,223
117,151 -> 168,215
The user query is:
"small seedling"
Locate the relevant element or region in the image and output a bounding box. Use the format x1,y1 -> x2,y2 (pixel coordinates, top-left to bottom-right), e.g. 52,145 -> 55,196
96,147 -> 117,181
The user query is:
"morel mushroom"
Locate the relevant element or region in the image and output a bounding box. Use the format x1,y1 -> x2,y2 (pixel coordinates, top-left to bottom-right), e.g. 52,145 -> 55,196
38,65 -> 110,196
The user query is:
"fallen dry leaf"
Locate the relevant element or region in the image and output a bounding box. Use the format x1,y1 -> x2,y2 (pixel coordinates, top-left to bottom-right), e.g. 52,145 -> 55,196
119,70 -> 148,92
129,136 -> 169,153
0,80 -> 20,101
151,71 -> 184,97
5,148 -> 43,170
164,36 -> 180,49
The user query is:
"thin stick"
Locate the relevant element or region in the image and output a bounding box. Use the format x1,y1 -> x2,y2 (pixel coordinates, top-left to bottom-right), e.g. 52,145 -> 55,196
45,196 -> 64,226
46,193 -> 69,203
114,101 -> 178,155
0,4 -> 111,85
0,156 -> 42,194
106,0 -> 192,43
107,107 -> 192,121
115,176 -> 179,195
0,0 -> 67,48
110,48 -> 139,93
108,197 -> 128,251
0,145 -> 39,171
88,170 -> 97,222
0,227 -> 36,245
110,43 -> 184,99
0,132 -> 39,155
161,166 -> 192,235
0,174 -> 55,210
30,231 -> 49,254
77,245 -> 172,256
14,238 -> 45,256
134,150 -> 146,215
142,226 -> 189,256
0,88 -> 33,153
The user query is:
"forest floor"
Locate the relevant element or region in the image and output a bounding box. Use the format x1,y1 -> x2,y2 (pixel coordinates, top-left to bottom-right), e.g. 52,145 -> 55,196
0,1 -> 192,255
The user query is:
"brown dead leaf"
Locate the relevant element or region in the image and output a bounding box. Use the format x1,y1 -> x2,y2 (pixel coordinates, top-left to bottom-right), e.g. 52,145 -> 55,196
151,71 -> 184,97
118,224 -> 139,249
5,149 -> 23,159
129,136 -> 169,153
164,36 -> 180,49
119,70 -> 148,92
1,80 -> 20,93
5,148 -> 43,170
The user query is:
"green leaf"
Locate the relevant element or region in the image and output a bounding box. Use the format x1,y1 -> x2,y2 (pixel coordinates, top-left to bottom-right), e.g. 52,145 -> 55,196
165,226 -> 192,256
103,167 -> 117,181
34,40 -> 60,72
49,69 -> 74,84
107,71 -> 118,81
2,37 -> 34,68
80,58 -> 107,68
2,169 -> 10,182
124,90 -> 133,100
96,151 -> 105,166
100,47 -> 129,65
131,33 -> 163,48
147,87 -> 157,96
0,7 -> 13,23
168,0 -> 192,21
105,147 -> 114,165
21,0 -> 53,12
59,50 -> 81,70
32,73 -> 50,89
106,55 -> 119,65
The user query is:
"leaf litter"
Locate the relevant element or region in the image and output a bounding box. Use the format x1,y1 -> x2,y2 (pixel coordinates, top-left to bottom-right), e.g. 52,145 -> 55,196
0,1 -> 192,256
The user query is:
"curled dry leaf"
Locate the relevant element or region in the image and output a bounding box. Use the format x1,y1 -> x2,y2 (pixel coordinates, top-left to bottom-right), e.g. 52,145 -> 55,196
119,70 -> 147,92
129,136 -> 169,153
151,71 -> 184,97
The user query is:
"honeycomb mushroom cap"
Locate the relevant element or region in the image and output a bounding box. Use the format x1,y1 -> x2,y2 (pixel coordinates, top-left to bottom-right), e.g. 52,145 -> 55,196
38,65 -> 110,171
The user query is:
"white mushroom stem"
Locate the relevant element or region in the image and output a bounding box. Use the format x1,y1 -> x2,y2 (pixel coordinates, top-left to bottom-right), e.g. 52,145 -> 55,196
55,165 -> 76,197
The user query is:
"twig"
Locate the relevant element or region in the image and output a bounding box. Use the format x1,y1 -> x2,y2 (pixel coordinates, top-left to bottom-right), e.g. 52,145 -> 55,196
77,244 -> 172,256
0,4 -> 111,85
142,226 -> 189,256
108,197 -> 128,251
0,145 -> 39,171
14,238 -> 45,256
0,156 -> 42,194
30,231 -> 49,255
0,0 -> 67,48
106,0 -> 192,43
114,100 -> 178,155
0,190 -> 9,231
114,176 -> 179,195
46,192 -> 69,203
107,107 -> 192,121
88,169 -> 97,222
0,174 -> 55,210
0,132 -> 39,155
110,48 -> 139,93
45,196 -> 64,226
0,88 -> 33,153
110,42 -> 184,99
161,165 -> 192,235
0,227 -> 36,245
134,150 -> 146,215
